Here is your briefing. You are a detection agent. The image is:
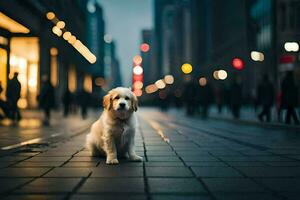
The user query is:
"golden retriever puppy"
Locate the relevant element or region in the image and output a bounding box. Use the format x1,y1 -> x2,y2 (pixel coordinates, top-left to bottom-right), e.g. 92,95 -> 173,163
86,87 -> 143,164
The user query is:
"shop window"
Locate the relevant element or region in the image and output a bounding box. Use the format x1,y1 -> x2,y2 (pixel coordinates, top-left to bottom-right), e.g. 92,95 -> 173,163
0,48 -> 7,100
68,66 -> 77,93
10,37 -> 39,108
84,74 -> 92,93
50,47 -> 59,87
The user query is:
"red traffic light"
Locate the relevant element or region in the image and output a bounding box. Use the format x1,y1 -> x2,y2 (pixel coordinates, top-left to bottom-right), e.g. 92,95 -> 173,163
140,43 -> 150,53
232,58 -> 244,70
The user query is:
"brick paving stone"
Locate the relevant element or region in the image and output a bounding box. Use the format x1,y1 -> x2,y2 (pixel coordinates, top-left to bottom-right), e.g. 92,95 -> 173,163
213,193 -> 281,200
91,166 -> 143,177
26,156 -> 71,162
254,178 -> 300,192
181,156 -> 219,162
147,156 -> 181,162
0,168 -> 50,177
15,178 -> 81,193
3,194 -> 66,200
151,194 -> 212,200
148,178 -> 207,194
202,178 -> 266,193
191,166 -> 243,177
145,162 -> 185,167
13,161 -> 64,167
185,162 -> 227,167
236,166 -> 300,177
225,161 -> 266,167
78,178 -> 144,193
44,168 -> 92,177
71,194 -> 147,200
146,167 -> 193,177
63,161 -> 98,167
69,157 -> 103,162
0,178 -> 32,193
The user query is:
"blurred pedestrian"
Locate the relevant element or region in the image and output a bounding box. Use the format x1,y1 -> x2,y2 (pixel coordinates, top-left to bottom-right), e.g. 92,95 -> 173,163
281,71 -> 299,125
229,77 -> 242,119
276,91 -> 282,122
256,74 -> 274,122
62,88 -> 71,117
78,88 -> 90,119
38,75 -> 55,125
6,72 -> 21,121
199,81 -> 213,119
215,85 -> 225,114
183,78 -> 199,116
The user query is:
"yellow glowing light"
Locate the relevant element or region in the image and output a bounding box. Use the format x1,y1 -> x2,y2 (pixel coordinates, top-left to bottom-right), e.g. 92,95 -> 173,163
63,32 -> 71,40
0,48 -> 7,100
181,63 -> 193,74
218,70 -> 227,80
213,70 -> 219,80
199,77 -> 207,86
133,55 -> 142,65
164,75 -> 174,84
155,79 -> 166,89
46,12 -> 55,20
17,98 -> 27,109
133,65 -> 143,75
284,42 -> 299,52
68,66 -> 77,92
52,26 -> 62,36
68,35 -> 76,44
133,81 -> 143,89
50,47 -> 58,56
57,21 -> 65,29
84,74 -> 93,93
0,36 -> 8,45
145,84 -> 158,94
0,12 -> 30,33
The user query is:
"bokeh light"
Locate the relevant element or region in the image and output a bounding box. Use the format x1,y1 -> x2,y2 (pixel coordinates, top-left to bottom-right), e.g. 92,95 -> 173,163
232,58 -> 244,70
145,84 -> 158,94
217,70 -> 227,80
133,89 -> 142,97
213,70 -> 219,80
133,65 -> 143,75
164,75 -> 174,84
133,55 -> 142,65
181,63 -> 193,74
140,43 -> 150,52
251,51 -> 264,61
155,79 -> 166,89
57,21 -> 65,29
46,12 -> 55,20
133,81 -> 143,89
63,32 -> 71,40
199,77 -> 207,86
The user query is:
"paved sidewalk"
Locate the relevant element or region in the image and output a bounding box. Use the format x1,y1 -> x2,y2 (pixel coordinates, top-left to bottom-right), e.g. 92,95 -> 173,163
0,108 -> 300,200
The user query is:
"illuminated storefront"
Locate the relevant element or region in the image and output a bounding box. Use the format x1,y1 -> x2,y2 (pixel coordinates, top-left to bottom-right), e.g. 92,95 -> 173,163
0,12 -> 40,109
9,37 -> 39,108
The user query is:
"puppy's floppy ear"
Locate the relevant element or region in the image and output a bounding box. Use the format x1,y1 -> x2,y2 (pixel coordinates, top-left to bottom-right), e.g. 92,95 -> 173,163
103,93 -> 112,110
131,93 -> 138,112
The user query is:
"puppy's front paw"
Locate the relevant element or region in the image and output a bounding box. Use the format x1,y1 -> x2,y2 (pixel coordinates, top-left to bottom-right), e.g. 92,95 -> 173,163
106,158 -> 119,165
129,155 -> 143,162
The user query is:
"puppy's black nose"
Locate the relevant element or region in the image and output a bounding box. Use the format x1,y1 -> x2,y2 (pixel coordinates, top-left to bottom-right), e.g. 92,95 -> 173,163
119,103 -> 125,108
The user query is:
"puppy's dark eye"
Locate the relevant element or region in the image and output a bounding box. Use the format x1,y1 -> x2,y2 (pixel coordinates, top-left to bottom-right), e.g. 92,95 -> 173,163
115,96 -> 120,100
125,96 -> 130,100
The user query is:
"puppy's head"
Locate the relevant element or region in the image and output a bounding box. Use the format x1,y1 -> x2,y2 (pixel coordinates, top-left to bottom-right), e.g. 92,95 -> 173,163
103,87 -> 138,119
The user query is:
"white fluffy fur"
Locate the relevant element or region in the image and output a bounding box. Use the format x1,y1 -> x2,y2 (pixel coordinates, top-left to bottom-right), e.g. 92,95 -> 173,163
86,87 -> 143,164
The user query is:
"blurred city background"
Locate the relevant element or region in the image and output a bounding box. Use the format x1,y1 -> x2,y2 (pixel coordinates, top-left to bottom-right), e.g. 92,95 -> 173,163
0,0 -> 299,125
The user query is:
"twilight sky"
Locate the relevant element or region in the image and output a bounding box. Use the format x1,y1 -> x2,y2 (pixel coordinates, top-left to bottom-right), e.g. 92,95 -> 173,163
97,0 -> 153,86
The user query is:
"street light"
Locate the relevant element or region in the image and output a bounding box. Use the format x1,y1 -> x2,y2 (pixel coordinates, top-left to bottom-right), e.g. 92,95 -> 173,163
140,43 -> 150,52
251,51 -> 264,61
284,42 -> 299,52
232,58 -> 244,70
181,63 -> 193,74
133,65 -> 143,75
217,70 -> 227,80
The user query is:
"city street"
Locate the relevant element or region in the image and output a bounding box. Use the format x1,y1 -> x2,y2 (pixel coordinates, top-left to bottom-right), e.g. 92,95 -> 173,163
0,108 -> 300,200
